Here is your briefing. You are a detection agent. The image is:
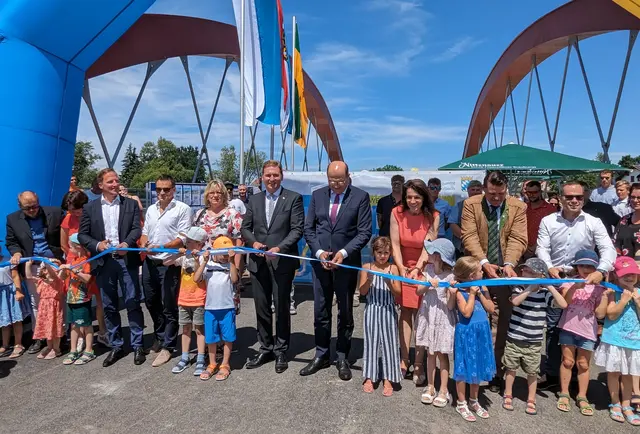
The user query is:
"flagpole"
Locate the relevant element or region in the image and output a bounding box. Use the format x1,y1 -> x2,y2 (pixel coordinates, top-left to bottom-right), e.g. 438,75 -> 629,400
270,125 -> 275,159
290,15 -> 296,171
239,0 -> 246,183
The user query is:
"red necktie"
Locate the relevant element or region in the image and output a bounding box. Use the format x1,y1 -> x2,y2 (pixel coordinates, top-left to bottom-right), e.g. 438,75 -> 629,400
330,194 -> 340,224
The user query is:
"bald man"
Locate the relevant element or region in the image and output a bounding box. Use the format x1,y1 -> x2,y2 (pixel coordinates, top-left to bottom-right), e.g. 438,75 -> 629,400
301,162 -> 372,380
6,191 -> 63,353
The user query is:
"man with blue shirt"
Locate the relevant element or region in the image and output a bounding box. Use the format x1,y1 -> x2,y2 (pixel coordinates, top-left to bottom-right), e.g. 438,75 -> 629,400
449,180 -> 483,257
6,191 -> 63,354
589,170 -> 618,205
427,178 -> 452,240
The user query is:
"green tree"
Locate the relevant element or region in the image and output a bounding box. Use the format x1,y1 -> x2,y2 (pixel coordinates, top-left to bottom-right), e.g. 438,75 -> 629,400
72,141 -> 102,187
213,145 -> 239,184
120,143 -> 143,187
372,164 -> 403,171
244,149 -> 267,185
139,141 -> 158,166
618,154 -> 640,169
177,145 -> 207,183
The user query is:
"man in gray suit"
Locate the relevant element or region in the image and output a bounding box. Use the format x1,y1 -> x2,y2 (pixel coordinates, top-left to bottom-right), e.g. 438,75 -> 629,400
241,160 -> 304,373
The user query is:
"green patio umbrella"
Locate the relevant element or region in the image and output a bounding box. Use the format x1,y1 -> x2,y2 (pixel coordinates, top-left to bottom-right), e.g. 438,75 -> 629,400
439,144 -> 627,177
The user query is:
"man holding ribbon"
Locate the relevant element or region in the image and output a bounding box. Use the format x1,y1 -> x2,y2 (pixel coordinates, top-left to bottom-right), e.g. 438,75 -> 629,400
78,168 -> 146,367
461,170 -> 528,393
242,160 -> 304,374
301,161 -> 372,381
536,181 -> 615,388
140,175 -> 192,367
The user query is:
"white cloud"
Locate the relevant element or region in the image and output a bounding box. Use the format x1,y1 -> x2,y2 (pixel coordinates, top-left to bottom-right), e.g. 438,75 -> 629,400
431,36 -> 484,63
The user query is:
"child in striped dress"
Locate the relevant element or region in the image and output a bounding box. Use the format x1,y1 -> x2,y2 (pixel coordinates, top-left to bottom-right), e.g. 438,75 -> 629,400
359,236 -> 402,397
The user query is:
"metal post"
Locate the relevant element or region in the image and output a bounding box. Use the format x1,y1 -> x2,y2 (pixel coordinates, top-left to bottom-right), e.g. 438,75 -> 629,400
521,55 -> 535,146
573,38 -> 607,155
490,103 -> 498,149
82,79 -> 112,165
499,82 -> 509,147
604,30 -> 638,157
270,125 -> 275,159
110,60 -> 165,167
551,44 -> 572,151
239,0 -> 246,183
194,58 -> 233,182
279,130 -> 288,170
507,78 -> 520,145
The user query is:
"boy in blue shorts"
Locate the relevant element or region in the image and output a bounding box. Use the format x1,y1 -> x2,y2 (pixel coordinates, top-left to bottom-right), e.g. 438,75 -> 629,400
194,236 -> 238,381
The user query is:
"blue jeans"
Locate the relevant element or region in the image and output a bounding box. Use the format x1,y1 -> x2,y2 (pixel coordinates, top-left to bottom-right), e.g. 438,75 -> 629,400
96,257 -> 144,350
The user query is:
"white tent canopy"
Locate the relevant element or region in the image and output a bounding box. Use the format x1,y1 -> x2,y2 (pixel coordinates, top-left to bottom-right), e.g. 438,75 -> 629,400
281,170 -> 485,199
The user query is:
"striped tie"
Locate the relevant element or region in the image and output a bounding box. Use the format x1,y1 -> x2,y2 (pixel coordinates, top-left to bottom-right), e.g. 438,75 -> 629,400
487,206 -> 500,265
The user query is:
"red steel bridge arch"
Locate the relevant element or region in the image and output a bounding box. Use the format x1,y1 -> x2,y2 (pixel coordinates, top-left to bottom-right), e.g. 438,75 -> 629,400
464,0 -> 640,160
87,13 -> 343,171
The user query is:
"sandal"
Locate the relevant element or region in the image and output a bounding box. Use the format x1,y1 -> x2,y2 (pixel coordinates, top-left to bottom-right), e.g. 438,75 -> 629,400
576,396 -> 594,416
632,395 -> 640,412
623,406 -> 640,426
413,363 -> 426,386
63,351 -> 80,365
525,400 -> 537,416
199,363 -> 219,381
609,403 -> 625,423
193,361 -> 206,377
469,399 -> 490,419
456,401 -> 476,422
74,351 -> 96,365
215,364 -> 231,381
172,358 -> 190,374
8,345 -> 25,359
44,349 -> 61,360
502,394 -> 514,411
37,347 -> 52,359
382,382 -> 393,397
401,359 -> 410,379
433,391 -> 451,408
362,380 -> 374,394
0,347 -> 9,357
420,385 -> 436,404
556,393 -> 570,412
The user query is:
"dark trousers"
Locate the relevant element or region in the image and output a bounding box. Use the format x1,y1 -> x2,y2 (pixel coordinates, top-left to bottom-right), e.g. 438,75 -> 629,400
312,263 -> 358,361
142,259 -> 181,351
488,285 -> 513,377
543,325 -> 561,378
250,261 -> 295,355
96,257 -> 144,350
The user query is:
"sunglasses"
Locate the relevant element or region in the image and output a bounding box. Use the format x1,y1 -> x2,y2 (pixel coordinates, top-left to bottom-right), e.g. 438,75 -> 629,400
156,187 -> 172,193
428,186 -> 441,191
630,195 -> 640,201
563,195 -> 584,201
21,205 -> 39,211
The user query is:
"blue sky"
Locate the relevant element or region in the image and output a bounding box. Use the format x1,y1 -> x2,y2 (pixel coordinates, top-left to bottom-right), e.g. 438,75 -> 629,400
77,0 -> 640,174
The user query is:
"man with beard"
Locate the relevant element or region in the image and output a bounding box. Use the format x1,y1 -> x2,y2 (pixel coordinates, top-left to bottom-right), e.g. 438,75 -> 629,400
524,181 -> 556,259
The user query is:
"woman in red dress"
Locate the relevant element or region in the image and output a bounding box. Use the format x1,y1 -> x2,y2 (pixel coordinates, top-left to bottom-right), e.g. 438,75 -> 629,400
390,179 -> 439,383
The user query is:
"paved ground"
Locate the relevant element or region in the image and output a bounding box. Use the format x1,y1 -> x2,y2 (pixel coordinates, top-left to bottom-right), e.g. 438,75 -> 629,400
1,282 -> 636,434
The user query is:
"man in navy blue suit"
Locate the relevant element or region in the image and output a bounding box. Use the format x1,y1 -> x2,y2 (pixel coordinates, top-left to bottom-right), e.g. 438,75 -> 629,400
300,161 -> 372,380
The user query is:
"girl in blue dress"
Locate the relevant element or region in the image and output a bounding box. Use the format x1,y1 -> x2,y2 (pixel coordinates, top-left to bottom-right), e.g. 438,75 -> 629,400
0,258 -> 26,358
453,256 -> 496,422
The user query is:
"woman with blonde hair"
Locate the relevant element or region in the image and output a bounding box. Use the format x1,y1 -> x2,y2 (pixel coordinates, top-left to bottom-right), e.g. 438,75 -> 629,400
193,179 -> 244,312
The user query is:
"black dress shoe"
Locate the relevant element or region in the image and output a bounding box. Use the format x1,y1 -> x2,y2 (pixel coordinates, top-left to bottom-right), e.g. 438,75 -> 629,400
299,358 -> 330,376
27,340 -> 43,354
337,360 -> 352,381
103,348 -> 125,367
246,352 -> 275,369
275,354 -> 288,374
133,348 -> 146,365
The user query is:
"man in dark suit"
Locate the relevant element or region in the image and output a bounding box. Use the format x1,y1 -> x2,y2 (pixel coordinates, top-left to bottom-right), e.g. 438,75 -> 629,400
301,161 -> 372,380
78,168 -> 146,367
6,191 -> 63,353
241,160 -> 304,373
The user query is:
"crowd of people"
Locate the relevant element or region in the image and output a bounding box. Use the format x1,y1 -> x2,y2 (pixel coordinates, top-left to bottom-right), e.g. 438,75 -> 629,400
1,163 -> 640,425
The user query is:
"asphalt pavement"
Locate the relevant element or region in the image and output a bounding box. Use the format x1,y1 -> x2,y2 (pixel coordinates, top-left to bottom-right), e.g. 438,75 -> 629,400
0,283 -> 636,434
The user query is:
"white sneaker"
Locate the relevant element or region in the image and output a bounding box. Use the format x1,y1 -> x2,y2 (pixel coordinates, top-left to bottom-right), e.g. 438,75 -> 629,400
76,337 -> 85,353
289,304 -> 297,315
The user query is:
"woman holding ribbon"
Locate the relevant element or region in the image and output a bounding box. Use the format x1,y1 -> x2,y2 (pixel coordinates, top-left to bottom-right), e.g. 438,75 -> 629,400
193,180 -> 244,312
390,178 -> 439,382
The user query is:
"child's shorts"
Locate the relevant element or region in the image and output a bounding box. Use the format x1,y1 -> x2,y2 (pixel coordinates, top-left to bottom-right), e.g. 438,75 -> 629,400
502,339 -> 542,375
204,308 -> 236,344
66,301 -> 93,327
559,329 -> 596,351
179,306 -> 205,326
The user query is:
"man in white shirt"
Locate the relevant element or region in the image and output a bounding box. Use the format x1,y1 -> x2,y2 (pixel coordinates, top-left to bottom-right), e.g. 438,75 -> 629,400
536,181 -> 615,388
140,175 -> 193,367
589,170 -> 618,205
613,180 -> 632,217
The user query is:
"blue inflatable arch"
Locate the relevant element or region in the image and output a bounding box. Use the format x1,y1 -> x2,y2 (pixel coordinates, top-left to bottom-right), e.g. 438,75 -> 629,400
0,0 -> 155,251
